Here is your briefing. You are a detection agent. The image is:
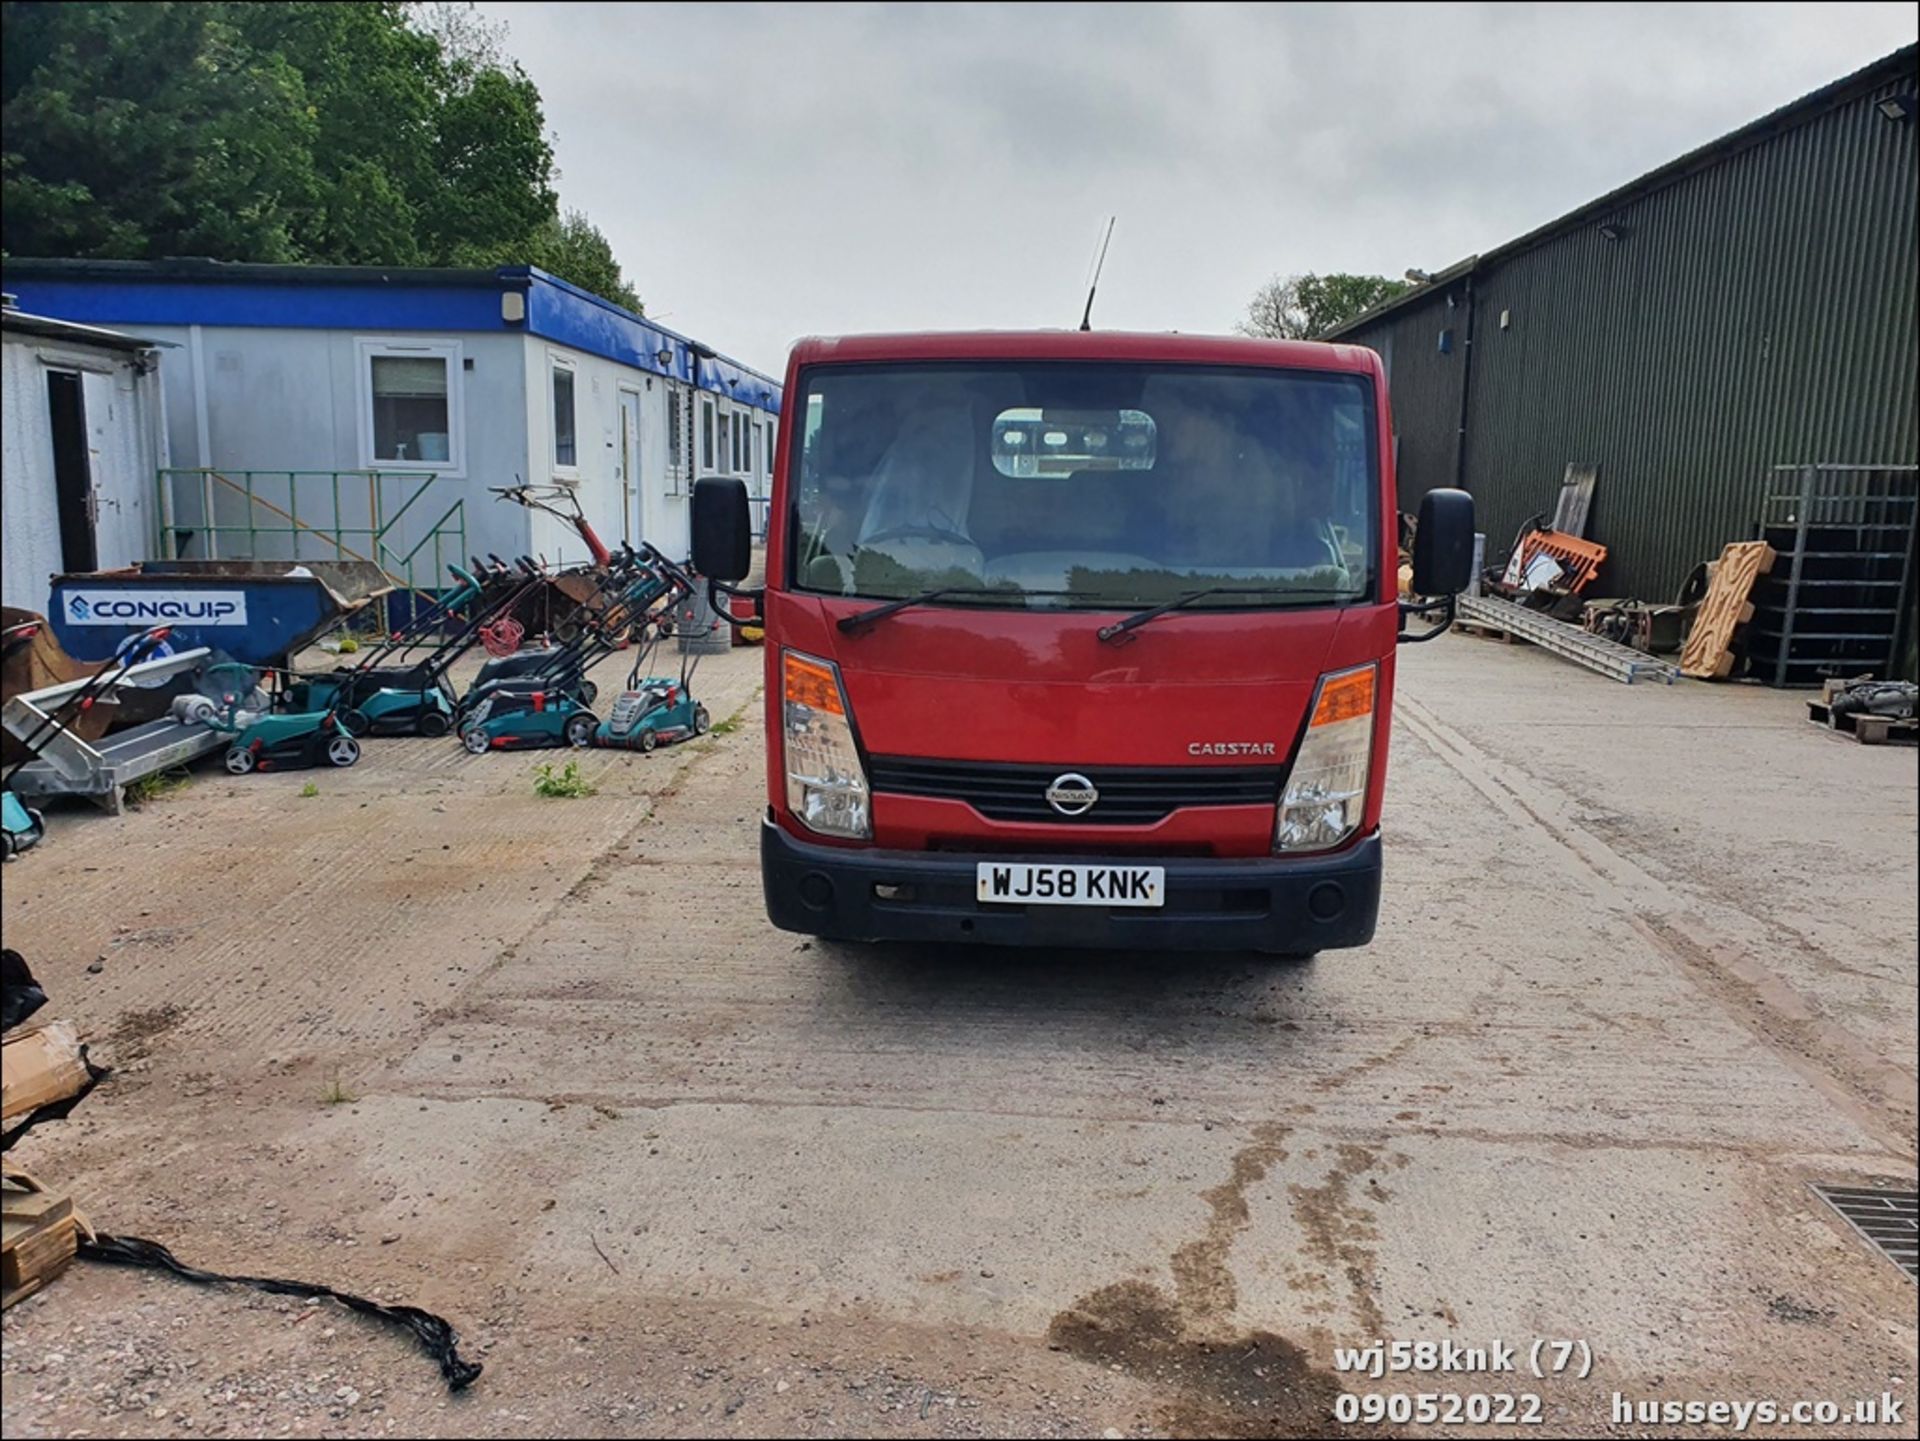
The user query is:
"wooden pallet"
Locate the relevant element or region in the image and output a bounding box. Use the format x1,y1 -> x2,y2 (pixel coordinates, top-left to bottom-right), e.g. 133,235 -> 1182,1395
1453,617 -> 1525,643
1680,541 -> 1776,679
1807,702 -> 1919,746
2,1175 -> 78,1309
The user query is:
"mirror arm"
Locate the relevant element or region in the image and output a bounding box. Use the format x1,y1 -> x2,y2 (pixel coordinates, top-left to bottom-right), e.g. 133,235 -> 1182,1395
1397,594 -> 1456,644
706,577 -> 764,627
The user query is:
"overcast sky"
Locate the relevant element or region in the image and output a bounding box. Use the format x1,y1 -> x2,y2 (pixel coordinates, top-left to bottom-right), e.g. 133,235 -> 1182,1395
481,2 -> 1917,378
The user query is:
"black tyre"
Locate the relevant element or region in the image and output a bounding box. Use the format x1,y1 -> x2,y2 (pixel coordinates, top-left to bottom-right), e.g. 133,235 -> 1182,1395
579,680 -> 599,706
461,727 -> 491,755
338,708 -> 371,738
326,735 -> 362,768
639,728 -> 658,753
694,704 -> 711,735
564,712 -> 597,749
26,808 -> 45,846
417,710 -> 452,738
224,746 -> 256,775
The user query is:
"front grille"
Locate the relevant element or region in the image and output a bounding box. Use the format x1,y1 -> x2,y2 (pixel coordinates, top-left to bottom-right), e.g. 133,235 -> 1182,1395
868,756 -> 1283,825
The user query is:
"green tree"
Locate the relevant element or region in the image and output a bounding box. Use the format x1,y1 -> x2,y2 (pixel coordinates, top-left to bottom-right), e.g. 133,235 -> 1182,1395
227,1 -> 442,265
527,210 -> 642,312
2,0 -> 641,311
1237,272 -> 1411,340
1,2 -> 318,261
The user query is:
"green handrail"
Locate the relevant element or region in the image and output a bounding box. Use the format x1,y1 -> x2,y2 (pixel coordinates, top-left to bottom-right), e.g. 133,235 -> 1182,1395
154,469 -> 468,606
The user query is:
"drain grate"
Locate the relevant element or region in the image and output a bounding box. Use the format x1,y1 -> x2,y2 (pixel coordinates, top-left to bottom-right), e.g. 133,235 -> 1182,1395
1812,1185 -> 1917,1282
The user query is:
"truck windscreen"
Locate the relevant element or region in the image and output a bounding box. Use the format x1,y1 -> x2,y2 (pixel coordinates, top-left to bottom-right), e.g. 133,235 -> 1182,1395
788,363 -> 1378,610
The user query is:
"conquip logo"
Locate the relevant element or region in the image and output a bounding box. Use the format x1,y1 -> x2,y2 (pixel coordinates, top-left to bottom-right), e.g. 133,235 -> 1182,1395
64,590 -> 249,626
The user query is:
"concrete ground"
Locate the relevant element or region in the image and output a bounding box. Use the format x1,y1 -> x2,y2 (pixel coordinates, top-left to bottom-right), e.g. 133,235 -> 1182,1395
2,634 -> 1914,1439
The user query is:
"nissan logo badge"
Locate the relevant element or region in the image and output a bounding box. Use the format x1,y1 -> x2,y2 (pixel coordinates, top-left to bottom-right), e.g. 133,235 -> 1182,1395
1045,772 -> 1099,816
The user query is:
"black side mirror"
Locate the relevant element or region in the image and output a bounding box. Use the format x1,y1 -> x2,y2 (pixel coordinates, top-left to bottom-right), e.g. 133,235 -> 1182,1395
691,476 -> 751,581
1411,487 -> 1475,596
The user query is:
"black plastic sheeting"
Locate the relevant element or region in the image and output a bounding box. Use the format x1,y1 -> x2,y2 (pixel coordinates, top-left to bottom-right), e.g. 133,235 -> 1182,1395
3,946 -> 49,1031
80,1233 -> 484,1391
2,947 -> 479,1393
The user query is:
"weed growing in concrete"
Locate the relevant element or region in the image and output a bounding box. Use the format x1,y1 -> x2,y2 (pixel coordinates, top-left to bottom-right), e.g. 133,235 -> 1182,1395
126,769 -> 191,807
321,1071 -> 356,1105
534,760 -> 597,799
299,781 -> 320,798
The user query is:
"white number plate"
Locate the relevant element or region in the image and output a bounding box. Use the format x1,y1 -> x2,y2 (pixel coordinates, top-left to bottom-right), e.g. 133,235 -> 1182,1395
975,862 -> 1165,908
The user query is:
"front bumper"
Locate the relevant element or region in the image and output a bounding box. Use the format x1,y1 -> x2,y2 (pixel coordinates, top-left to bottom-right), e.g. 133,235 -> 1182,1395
761,819 -> 1381,953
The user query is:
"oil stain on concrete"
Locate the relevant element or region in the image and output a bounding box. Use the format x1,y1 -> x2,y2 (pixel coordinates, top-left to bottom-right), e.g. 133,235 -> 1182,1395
1048,1123 -> 1377,1438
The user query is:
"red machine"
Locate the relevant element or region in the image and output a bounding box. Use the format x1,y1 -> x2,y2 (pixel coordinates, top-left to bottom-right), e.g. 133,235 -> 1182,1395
693,331 -> 1472,955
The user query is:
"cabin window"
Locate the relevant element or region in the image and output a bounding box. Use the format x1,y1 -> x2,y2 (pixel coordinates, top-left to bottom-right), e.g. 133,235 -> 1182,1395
358,339 -> 462,471
701,398 -> 716,471
552,361 -> 578,470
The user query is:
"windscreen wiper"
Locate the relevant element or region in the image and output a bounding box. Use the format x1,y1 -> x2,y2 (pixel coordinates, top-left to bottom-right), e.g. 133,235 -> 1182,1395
838,587 -> 1075,635
1096,586 -> 1348,644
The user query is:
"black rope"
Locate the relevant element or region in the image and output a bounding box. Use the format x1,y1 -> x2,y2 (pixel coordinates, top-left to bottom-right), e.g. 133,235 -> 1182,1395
78,1233 -> 483,1391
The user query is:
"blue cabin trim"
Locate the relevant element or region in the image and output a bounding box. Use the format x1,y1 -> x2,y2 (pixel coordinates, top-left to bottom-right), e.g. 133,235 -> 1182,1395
2,259 -> 782,415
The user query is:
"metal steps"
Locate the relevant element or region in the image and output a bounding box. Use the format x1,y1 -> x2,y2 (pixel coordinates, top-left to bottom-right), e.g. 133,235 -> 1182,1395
1455,594 -> 1682,685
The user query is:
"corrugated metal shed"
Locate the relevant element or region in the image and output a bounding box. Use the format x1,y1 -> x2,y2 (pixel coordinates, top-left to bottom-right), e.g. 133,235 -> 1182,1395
1331,44 -> 1919,612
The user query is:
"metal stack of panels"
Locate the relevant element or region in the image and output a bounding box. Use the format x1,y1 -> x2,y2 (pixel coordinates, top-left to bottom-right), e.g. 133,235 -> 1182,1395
1746,465 -> 1918,687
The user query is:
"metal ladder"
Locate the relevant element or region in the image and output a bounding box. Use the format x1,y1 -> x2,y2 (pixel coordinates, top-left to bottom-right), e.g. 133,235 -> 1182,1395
1455,594 -> 1681,685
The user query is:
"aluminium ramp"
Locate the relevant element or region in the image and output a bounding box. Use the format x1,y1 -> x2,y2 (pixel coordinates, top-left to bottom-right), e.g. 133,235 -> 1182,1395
1456,594 -> 1682,685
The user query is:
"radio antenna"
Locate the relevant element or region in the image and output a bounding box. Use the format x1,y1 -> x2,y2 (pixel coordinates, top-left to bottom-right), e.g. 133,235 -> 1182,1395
1078,216 -> 1115,332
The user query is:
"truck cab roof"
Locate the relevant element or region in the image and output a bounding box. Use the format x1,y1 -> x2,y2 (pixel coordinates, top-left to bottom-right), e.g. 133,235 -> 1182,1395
788,330 -> 1384,374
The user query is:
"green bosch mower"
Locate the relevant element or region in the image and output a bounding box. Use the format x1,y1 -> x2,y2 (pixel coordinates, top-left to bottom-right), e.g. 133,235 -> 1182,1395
198,661 -> 362,774
592,646 -> 709,753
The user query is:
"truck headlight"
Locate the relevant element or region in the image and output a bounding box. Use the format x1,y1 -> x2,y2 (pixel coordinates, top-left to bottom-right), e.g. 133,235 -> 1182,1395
1276,663 -> 1375,853
783,649 -> 871,840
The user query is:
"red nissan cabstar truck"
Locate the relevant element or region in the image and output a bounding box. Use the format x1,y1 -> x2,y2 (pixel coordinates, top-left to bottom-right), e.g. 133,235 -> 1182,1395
694,331 -> 1472,955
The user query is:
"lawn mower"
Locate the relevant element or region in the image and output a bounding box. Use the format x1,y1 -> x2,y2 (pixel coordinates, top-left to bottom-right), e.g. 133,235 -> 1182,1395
456,551 -> 692,754
331,558 -> 554,737
454,543 -> 679,724
593,646 -> 710,753
454,539 -> 675,705
3,624 -> 175,858
292,556 -> 549,738
196,660 -> 363,774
